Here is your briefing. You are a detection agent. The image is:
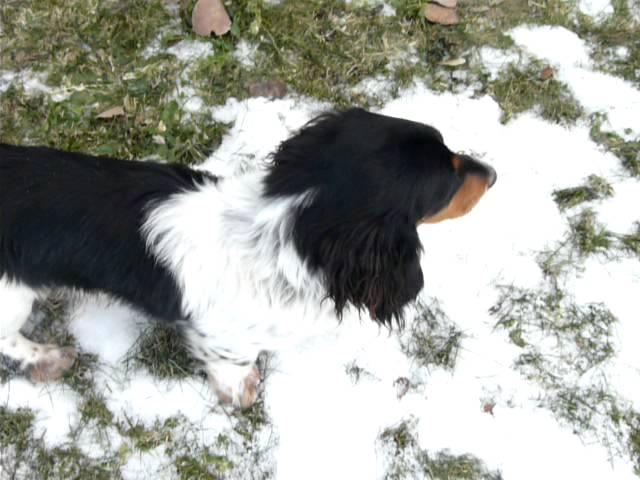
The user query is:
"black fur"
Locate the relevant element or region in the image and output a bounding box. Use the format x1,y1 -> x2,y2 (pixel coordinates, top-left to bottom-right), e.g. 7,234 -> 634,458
0,144 -> 213,322
265,108 -> 464,326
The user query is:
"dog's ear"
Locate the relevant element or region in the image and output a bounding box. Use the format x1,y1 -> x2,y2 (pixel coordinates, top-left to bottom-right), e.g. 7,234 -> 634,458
295,212 -> 423,327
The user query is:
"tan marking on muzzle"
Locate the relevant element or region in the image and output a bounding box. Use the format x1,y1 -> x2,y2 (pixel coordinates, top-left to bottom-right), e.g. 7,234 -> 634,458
421,174 -> 490,224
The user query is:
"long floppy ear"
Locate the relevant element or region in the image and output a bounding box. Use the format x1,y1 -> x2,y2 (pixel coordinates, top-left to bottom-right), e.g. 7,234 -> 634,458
294,211 -> 424,328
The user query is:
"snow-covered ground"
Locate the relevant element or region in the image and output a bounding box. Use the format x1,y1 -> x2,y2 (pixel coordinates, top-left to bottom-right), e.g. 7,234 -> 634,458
1,10 -> 640,480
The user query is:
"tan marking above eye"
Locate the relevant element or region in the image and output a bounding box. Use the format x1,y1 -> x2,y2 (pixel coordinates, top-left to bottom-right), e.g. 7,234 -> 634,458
421,174 -> 489,224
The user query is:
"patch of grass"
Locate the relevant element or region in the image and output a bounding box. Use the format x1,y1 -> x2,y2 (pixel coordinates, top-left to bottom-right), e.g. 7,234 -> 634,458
590,114 -> 640,177
233,397 -> 270,444
0,0 -> 229,165
401,300 -> 463,371
619,222 -> 640,258
540,208 -> 639,280
121,416 -> 179,452
423,451 -> 503,480
175,448 -> 233,480
381,418 -> 418,456
0,85 -> 228,165
0,406 -> 35,452
491,285 -> 617,372
568,208 -> 615,256
0,405 -> 122,479
33,445 -> 121,480
0,0 -> 172,73
128,325 -> 199,379
574,0 -> 640,88
191,0 -> 589,107
627,412 -> 640,475
490,285 -> 640,464
80,395 -> 114,429
380,418 -> 502,480
488,61 -> 584,124
62,352 -> 100,395
553,175 -> 614,211
345,361 -> 378,383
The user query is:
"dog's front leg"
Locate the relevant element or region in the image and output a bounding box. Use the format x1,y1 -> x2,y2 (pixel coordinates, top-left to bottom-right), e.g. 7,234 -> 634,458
182,324 -> 263,408
206,360 -> 261,409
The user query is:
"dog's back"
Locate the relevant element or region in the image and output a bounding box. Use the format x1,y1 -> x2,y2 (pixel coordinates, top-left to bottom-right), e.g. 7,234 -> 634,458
0,144 -> 211,321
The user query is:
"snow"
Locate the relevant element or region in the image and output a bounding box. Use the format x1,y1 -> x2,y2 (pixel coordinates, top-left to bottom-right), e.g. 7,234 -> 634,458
2,17 -> 640,480
0,379 -> 81,448
233,40 -> 258,68
69,297 -> 147,365
510,25 -> 640,139
166,39 -> 213,63
477,47 -> 523,80
579,0 -> 614,17
0,69 -> 51,95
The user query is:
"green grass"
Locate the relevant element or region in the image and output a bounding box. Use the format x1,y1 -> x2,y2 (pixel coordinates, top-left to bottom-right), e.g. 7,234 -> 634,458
553,175 -> 614,211
121,416 -> 179,452
380,418 -> 502,480
568,208 -> 615,257
0,405 -> 123,480
620,223 -> 640,258
401,300 -> 463,372
590,114 -> 640,177
0,0 -> 606,163
127,325 -> 199,379
79,395 -> 115,429
423,451 -> 503,480
488,61 -> 584,124
490,284 -> 640,467
574,0 -> 640,88
0,406 -> 35,453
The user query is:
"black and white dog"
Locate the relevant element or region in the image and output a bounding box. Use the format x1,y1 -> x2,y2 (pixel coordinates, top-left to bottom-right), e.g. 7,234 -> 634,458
0,108 -> 496,407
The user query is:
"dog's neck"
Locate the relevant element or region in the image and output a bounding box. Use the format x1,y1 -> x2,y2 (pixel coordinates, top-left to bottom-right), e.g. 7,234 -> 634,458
145,168 -> 326,321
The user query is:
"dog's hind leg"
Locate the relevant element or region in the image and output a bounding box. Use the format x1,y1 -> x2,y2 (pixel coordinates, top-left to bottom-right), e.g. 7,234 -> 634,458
0,278 -> 76,381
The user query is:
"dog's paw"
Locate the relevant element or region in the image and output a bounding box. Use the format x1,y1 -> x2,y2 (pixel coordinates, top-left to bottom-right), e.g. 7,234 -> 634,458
208,363 -> 261,409
25,345 -> 77,382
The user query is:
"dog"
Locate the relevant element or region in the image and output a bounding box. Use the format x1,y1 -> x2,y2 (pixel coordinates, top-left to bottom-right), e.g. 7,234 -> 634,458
0,108 -> 496,407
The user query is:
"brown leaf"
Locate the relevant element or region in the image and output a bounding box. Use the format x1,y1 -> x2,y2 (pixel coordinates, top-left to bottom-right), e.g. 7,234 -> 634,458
483,402 -> 496,416
432,0 -> 457,7
424,3 -> 460,25
192,0 -> 231,37
96,106 -> 125,119
248,79 -> 288,99
394,377 -> 411,399
540,66 -> 555,81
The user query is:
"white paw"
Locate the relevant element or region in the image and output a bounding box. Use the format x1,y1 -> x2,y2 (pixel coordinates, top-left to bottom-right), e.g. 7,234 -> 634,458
208,363 -> 261,409
26,345 -> 77,382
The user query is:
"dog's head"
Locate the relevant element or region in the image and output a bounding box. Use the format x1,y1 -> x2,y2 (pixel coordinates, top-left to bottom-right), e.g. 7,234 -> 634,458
265,108 -> 496,326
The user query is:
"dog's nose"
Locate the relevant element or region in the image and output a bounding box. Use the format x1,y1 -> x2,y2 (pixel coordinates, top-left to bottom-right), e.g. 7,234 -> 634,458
487,164 -> 497,188
456,154 -> 497,189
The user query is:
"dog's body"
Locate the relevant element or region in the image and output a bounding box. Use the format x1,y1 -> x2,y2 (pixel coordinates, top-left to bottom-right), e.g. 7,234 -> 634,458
0,108 -> 496,407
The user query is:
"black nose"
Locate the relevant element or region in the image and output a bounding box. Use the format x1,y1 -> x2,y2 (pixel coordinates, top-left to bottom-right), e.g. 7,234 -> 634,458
487,165 -> 497,188
458,154 -> 497,188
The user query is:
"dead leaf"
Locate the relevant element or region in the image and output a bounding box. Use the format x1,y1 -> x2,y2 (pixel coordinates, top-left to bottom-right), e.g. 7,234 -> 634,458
248,79 -> 288,99
540,66 -> 555,80
440,57 -> 466,67
432,0 -> 457,7
192,0 -> 231,37
483,402 -> 496,416
394,377 -> 411,399
96,106 -> 125,119
424,3 -> 460,25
